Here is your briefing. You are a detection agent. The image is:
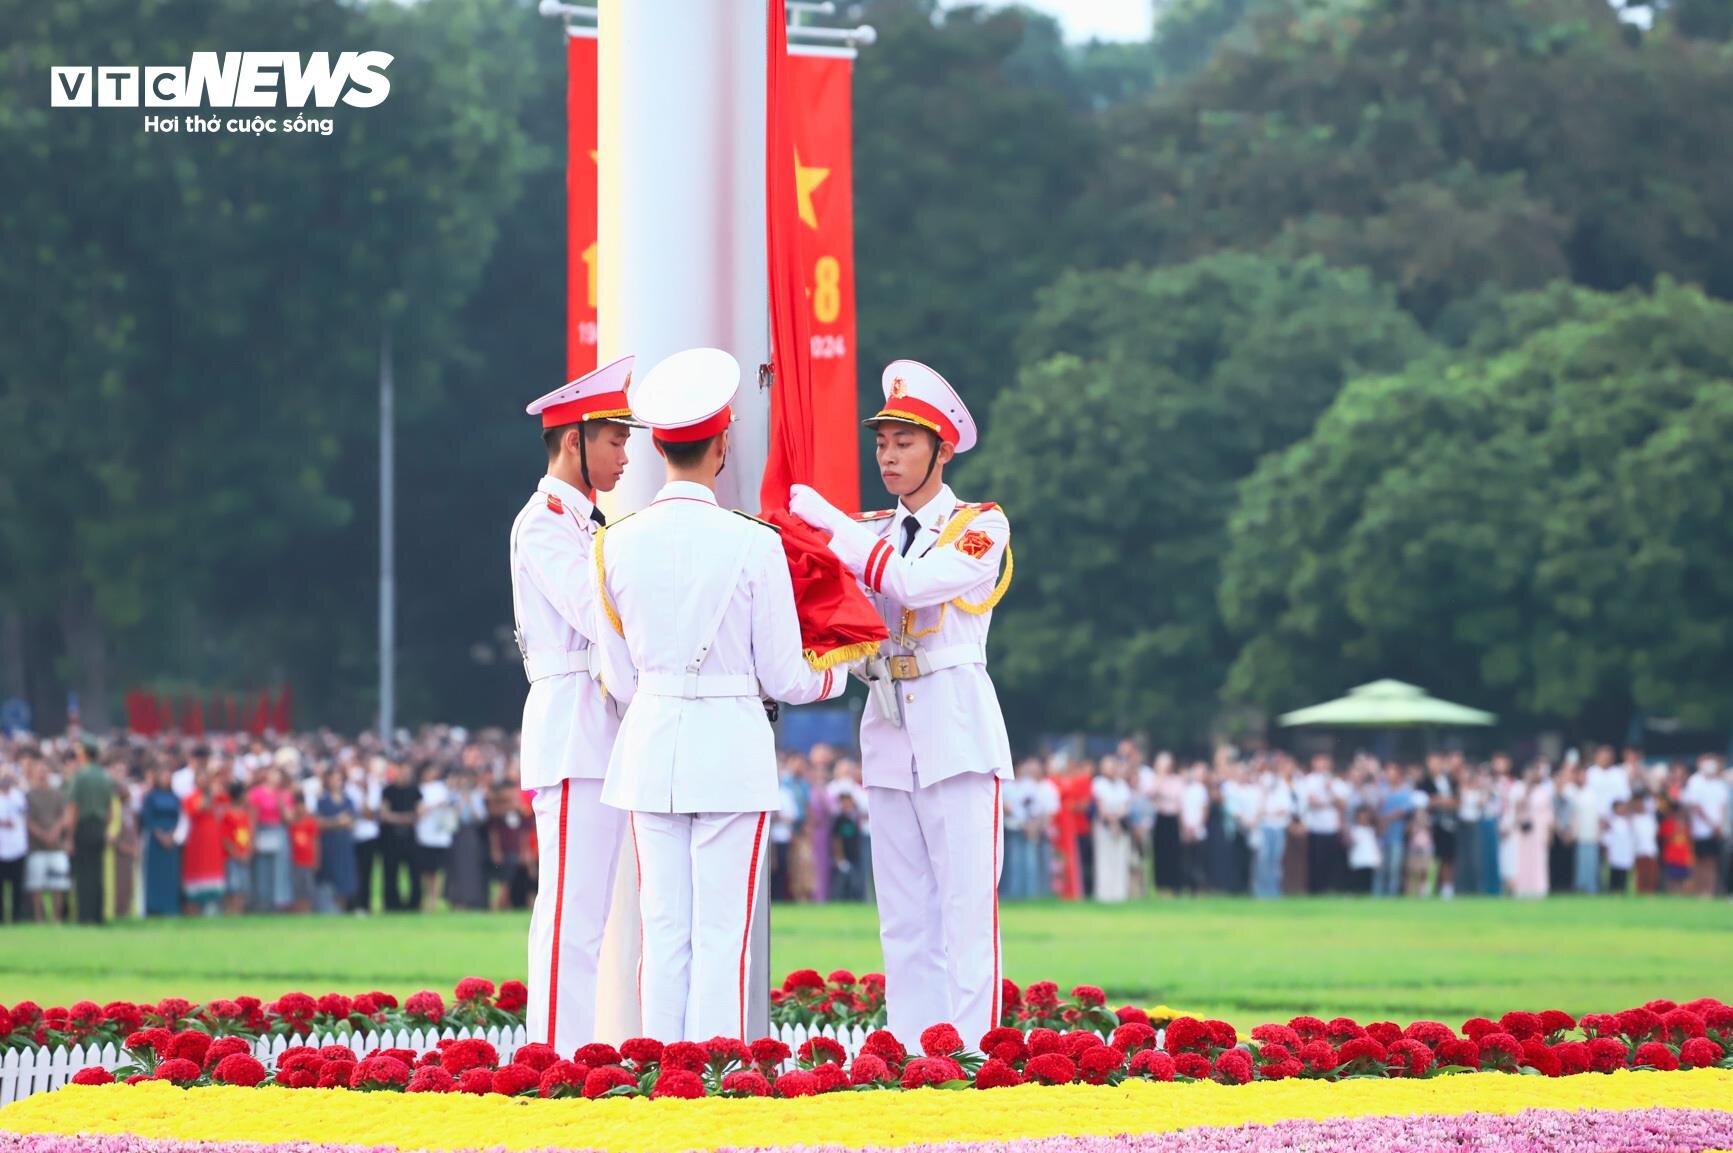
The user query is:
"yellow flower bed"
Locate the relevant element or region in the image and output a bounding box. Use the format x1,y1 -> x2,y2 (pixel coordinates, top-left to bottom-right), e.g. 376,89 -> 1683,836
4,1070 -> 1731,1153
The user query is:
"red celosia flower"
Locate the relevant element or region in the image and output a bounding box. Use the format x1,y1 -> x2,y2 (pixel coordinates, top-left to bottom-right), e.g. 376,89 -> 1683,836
1386,1039 -> 1433,1078
659,1041 -> 709,1073
512,1043 -> 559,1074
1586,1037 -> 1627,1073
403,991 -> 445,1024
436,1038 -> 498,1076
570,1042 -> 620,1068
919,1023 -> 965,1057
1079,1046 -> 1125,1084
1027,1028 -> 1064,1057
154,998 -> 195,1026
1552,1041 -> 1591,1077
408,1066 -> 456,1094
454,977 -> 496,1003
1645,999 -> 1678,1015
1063,1030 -> 1106,1059
1663,1010 -> 1708,1043
537,1060 -> 588,1099
1403,1021 -> 1454,1050
849,1054 -> 892,1085
900,1056 -> 964,1089
810,1061 -> 849,1093
1288,1016 -> 1327,1042
621,1038 -> 666,1066
1111,1023 -> 1158,1055
1025,981 -> 1061,1010
457,1068 -> 495,1095
650,1069 -> 705,1099
721,1069 -> 771,1096
351,994 -> 381,1019
490,1062 -> 540,1096
862,973 -> 887,991
980,1026 -> 1023,1053
1461,1017 -> 1500,1041
1163,1017 -> 1210,1055
496,981 -> 528,1014
782,969 -> 825,992
989,1040 -> 1028,1065
1338,1036 -> 1387,1066
1129,1050 -> 1176,1081
861,1030 -> 907,1069
774,1069 -> 820,1097
350,1055 -> 411,1090
319,1044 -> 359,1064
1324,1018 -> 1364,1044
1499,1011 -> 1542,1040
1024,1053 -> 1078,1085
975,1057 -> 1023,1089
1435,1037 -> 1480,1070
71,1067 -> 115,1086
1367,1021 -> 1403,1047
1213,1050 -> 1252,1085
1617,1008 -> 1663,1043
153,1058 -> 202,1085
749,1037 -> 791,1069
1252,1024 -> 1302,1051
316,993 -> 352,1020
581,1064 -> 637,1099
1520,1038 -> 1561,1077
102,1003 -> 145,1034
212,1054 -> 267,1087
1298,1040 -> 1340,1075
1206,1020 -> 1239,1050
1580,1013 -> 1620,1039
203,1037 -> 251,1069
1476,1032 -> 1523,1071
1173,1052 -> 1212,1079
1539,1010 -> 1576,1039
1679,1037 -> 1723,1069
827,969 -> 857,986
799,1035 -> 849,1067
166,1031 -> 211,1067
1071,985 -> 1106,1008
1634,1041 -> 1679,1071
1001,979 -> 1022,1013
1117,1006 -> 1151,1027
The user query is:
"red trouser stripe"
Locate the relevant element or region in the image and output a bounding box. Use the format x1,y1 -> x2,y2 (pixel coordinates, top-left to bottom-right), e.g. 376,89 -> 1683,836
739,812 -> 769,1041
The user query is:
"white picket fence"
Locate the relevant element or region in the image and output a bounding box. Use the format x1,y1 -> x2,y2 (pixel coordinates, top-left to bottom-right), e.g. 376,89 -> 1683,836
0,1021 -> 875,1107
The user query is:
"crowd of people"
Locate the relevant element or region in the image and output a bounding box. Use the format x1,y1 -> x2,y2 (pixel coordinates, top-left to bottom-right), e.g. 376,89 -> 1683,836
1,727 -> 1729,924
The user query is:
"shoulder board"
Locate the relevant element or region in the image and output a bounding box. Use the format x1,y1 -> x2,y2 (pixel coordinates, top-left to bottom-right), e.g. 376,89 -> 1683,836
853,509 -> 896,522
545,494 -> 565,515
732,510 -> 781,532
959,501 -> 999,513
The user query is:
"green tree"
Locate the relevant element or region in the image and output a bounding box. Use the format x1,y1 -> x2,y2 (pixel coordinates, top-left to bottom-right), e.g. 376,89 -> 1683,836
1221,280 -> 1733,733
965,252 -> 1432,740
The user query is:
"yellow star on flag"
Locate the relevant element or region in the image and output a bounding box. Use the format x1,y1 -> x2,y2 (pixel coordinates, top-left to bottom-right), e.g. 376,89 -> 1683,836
795,148 -> 829,231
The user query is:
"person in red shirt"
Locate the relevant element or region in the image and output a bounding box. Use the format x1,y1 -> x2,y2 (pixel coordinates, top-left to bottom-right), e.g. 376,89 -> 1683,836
288,796 -> 320,914
220,783 -> 254,915
181,772 -> 227,915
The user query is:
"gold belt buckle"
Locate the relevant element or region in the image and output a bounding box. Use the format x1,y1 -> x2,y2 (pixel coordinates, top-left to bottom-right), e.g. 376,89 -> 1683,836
888,655 -> 921,681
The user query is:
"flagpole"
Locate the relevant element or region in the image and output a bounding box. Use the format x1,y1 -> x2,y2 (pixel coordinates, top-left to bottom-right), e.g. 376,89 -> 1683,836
378,323 -> 396,748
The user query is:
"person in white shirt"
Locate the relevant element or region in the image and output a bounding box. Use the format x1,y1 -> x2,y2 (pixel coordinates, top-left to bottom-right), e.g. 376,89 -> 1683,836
1630,788 -> 1660,893
1604,799 -> 1636,893
1565,766 -> 1603,894
999,759 -> 1039,900
1091,758 -> 1134,903
1028,761 -> 1061,898
0,763 -> 29,922
346,758 -> 382,914
413,766 -> 457,912
1299,756 -> 1346,893
1252,767 -> 1296,899
592,349 -> 845,1042
1178,763 -> 1210,894
1346,807 -> 1381,894
1680,757 -> 1729,896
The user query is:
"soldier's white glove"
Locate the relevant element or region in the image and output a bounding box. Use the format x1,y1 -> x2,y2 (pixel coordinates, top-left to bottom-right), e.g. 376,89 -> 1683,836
789,484 -> 851,536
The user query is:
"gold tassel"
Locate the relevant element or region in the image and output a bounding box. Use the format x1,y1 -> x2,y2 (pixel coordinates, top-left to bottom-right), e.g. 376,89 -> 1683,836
594,525 -> 624,637
804,638 -> 882,672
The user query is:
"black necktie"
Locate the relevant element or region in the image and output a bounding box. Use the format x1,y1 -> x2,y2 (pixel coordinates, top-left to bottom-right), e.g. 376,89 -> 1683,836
900,514 -> 920,557
590,507 -> 606,528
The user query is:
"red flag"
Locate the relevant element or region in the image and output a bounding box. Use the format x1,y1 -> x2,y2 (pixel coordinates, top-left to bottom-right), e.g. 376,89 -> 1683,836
566,32 -> 600,379
184,696 -> 205,738
273,684 -> 293,734
225,694 -> 239,734
158,694 -> 176,735
762,0 -> 886,670
124,691 -> 142,735
139,693 -> 159,736
249,691 -> 270,737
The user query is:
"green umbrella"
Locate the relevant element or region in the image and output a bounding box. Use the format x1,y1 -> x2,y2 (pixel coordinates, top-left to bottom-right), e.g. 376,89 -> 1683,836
1277,679 -> 1496,728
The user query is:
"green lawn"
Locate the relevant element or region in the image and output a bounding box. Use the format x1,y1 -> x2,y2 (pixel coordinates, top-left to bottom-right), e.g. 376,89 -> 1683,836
4,898 -> 1730,1029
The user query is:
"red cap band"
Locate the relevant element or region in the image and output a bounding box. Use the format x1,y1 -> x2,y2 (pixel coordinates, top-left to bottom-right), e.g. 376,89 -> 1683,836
653,406 -> 733,443
870,397 -> 959,447
541,390 -> 632,428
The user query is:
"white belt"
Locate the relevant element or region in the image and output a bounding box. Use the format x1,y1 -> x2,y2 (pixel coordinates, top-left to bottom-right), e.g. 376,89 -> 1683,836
638,672 -> 760,700
524,649 -> 592,683
878,642 -> 986,681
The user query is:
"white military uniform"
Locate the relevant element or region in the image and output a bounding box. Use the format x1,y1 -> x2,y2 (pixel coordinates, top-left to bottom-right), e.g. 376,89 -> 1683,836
790,359 -> 1013,1047
592,348 -> 846,1042
513,357 -> 637,1054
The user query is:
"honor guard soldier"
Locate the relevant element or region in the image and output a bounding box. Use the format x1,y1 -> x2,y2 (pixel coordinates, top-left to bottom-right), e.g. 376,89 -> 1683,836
789,359 -> 1014,1046
513,356 -> 639,1054
592,347 -> 847,1042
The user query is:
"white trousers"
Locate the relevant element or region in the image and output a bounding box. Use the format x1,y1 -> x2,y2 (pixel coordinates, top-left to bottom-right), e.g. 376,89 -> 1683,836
527,778 -> 625,1055
630,809 -> 769,1042
867,772 -> 1003,1048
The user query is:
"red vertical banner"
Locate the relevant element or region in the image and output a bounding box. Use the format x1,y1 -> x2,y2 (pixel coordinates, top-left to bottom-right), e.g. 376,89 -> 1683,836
566,33 -> 600,380
787,52 -> 859,513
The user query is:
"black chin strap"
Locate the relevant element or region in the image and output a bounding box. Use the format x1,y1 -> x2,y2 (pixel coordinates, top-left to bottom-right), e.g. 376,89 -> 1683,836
576,424 -> 593,492
918,431 -> 941,489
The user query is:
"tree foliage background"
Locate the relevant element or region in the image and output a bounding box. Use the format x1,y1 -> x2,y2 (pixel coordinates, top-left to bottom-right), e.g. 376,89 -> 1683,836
3,0 -> 1732,745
